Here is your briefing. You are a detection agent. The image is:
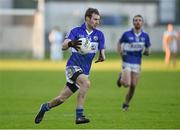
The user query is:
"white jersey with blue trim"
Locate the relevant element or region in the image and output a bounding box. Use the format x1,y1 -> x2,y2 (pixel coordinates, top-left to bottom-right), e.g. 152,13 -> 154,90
163,30 -> 178,53
66,23 -> 105,75
119,29 -> 151,64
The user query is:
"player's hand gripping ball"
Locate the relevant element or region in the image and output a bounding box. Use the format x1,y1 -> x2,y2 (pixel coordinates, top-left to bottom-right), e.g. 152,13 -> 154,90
78,38 -> 92,54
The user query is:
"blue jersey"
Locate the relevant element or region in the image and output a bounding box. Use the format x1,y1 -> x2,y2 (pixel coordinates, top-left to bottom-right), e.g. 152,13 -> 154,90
119,29 -> 151,64
66,23 -> 105,75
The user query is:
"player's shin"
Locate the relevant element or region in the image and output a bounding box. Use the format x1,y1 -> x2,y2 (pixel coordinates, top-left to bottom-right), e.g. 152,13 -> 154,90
125,85 -> 135,105
48,98 -> 64,109
75,82 -> 90,124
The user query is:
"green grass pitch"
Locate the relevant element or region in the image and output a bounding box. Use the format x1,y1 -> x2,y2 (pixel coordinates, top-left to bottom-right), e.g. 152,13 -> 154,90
0,56 -> 180,129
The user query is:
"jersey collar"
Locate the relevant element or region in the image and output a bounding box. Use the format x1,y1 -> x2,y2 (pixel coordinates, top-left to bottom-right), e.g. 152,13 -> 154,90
131,28 -> 142,37
81,23 -> 94,35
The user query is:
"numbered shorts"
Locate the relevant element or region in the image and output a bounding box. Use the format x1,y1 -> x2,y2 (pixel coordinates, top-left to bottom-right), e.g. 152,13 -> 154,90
65,66 -> 83,85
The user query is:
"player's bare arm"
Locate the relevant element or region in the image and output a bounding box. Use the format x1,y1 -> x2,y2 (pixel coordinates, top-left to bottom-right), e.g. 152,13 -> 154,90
117,42 -> 124,56
95,49 -> 105,63
143,47 -> 150,56
62,39 -> 71,50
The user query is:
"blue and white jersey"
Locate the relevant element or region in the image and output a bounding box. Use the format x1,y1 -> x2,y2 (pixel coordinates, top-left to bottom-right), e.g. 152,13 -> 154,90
65,23 -> 105,75
119,29 -> 151,65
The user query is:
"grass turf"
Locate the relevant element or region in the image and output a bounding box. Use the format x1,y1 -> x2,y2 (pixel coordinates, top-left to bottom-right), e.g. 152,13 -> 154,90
0,53 -> 180,128
0,68 -> 180,128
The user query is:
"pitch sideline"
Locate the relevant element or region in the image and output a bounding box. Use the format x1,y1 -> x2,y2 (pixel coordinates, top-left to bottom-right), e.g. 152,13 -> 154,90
0,59 -> 179,71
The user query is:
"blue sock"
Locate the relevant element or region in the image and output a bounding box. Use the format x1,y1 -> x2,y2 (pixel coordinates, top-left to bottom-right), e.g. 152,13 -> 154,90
41,103 -> 50,111
76,108 -> 83,119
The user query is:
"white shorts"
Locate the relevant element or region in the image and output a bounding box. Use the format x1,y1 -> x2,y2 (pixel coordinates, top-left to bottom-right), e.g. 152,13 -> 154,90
170,41 -> 178,53
122,62 -> 141,73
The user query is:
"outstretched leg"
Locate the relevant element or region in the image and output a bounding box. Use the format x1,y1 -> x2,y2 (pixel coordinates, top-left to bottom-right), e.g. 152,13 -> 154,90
35,86 -> 74,124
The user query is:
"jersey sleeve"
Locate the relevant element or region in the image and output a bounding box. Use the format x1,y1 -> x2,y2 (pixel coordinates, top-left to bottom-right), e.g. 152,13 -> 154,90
145,34 -> 151,48
98,32 -> 105,50
65,28 -> 77,40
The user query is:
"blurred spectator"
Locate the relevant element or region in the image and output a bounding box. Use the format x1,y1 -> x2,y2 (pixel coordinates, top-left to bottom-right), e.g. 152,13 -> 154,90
48,26 -> 63,61
163,24 -> 179,67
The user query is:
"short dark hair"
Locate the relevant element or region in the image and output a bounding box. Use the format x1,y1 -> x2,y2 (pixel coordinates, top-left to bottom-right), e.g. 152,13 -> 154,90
84,8 -> 100,20
133,14 -> 143,22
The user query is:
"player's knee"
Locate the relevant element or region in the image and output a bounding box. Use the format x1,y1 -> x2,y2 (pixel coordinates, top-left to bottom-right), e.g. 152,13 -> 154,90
78,80 -> 90,95
121,81 -> 130,87
83,79 -> 90,88
78,80 -> 90,98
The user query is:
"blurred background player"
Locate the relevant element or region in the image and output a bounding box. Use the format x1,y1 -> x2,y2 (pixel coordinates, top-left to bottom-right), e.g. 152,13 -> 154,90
48,26 -> 64,61
35,8 -> 105,124
163,24 -> 179,67
116,15 -> 151,111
